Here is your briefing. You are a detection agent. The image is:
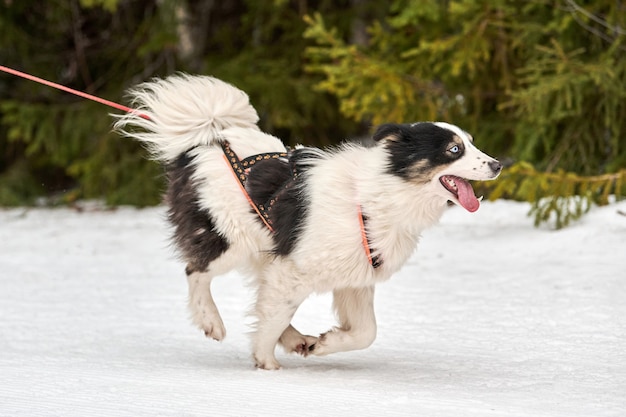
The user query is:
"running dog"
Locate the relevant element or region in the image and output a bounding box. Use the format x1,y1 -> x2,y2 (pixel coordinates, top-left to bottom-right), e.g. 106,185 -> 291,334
115,74 -> 502,369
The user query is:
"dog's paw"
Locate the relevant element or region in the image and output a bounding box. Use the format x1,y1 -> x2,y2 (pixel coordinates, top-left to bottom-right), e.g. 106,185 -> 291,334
190,308 -> 226,341
202,321 -> 226,341
278,326 -> 318,356
281,334 -> 318,356
292,335 -> 319,357
253,355 -> 282,371
307,332 -> 329,356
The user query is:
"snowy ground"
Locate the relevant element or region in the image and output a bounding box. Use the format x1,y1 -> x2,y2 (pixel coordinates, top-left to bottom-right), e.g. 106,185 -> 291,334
0,200 -> 625,417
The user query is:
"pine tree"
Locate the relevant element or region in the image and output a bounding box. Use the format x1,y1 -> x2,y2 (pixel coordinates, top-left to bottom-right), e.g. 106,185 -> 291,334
0,0 -> 176,206
304,0 -> 626,227
0,0 -> 361,206
1,0 -> 624,228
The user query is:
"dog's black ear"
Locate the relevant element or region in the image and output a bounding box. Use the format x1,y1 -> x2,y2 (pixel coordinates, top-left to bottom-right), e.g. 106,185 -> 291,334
373,123 -> 408,142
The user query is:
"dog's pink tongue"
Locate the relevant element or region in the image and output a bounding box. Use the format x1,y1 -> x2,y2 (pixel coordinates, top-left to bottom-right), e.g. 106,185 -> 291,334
457,179 -> 480,213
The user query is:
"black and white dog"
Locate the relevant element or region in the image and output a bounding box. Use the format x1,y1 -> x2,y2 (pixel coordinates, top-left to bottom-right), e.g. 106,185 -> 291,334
116,74 -> 502,369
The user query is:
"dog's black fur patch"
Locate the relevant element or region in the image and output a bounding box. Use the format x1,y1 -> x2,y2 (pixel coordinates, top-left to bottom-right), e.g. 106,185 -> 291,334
246,158 -> 292,207
246,149 -> 319,256
268,181 -> 307,256
166,151 -> 230,273
271,149 -> 321,256
374,123 -> 465,179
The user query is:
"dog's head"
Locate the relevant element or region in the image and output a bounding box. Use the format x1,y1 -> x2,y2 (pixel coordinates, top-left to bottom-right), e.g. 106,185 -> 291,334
374,122 -> 502,212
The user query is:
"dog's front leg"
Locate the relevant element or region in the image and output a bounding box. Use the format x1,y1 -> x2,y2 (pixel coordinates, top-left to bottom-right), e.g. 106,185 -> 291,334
310,286 -> 377,356
252,274 -> 309,370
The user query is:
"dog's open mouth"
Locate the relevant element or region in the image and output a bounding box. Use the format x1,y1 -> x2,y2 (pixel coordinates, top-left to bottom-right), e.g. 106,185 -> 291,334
439,175 -> 480,213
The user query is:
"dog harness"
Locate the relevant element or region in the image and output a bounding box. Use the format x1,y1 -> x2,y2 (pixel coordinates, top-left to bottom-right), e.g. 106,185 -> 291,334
221,140 -> 286,232
221,141 -> 382,268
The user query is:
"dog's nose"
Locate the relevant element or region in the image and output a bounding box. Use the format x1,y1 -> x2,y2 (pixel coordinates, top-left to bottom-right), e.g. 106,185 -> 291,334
489,160 -> 503,174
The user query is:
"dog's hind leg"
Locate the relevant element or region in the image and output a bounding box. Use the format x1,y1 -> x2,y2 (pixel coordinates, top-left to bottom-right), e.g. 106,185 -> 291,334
186,268 -> 226,341
278,325 -> 318,356
310,286 -> 377,356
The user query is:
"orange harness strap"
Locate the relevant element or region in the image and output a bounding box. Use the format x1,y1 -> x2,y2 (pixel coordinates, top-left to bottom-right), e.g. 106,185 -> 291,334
357,205 -> 383,268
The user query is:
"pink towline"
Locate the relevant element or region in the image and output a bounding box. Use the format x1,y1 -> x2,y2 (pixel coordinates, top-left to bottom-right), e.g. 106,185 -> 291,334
0,65 -> 149,120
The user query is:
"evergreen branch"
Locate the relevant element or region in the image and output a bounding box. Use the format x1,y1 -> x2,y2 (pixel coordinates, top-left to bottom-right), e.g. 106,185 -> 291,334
564,0 -> 626,52
480,162 -> 626,228
564,0 -> 626,35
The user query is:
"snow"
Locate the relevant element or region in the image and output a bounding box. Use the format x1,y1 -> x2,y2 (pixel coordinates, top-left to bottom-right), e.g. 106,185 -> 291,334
0,200 -> 625,417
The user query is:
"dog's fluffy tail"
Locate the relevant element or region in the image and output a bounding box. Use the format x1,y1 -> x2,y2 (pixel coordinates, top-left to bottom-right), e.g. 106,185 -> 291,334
114,74 -> 259,163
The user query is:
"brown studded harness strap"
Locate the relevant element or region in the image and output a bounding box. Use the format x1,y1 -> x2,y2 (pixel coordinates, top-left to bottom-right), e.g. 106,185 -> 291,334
220,140 -> 287,232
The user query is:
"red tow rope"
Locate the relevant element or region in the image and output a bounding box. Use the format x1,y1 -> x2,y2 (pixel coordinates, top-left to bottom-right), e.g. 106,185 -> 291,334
0,65 -> 149,119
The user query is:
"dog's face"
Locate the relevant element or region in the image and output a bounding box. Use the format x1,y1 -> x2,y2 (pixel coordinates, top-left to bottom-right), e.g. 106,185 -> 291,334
374,122 -> 502,212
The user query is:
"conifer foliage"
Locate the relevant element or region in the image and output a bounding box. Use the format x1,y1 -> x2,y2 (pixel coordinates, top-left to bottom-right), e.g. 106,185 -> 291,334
304,0 -> 625,227
0,0 -> 361,206
1,1 -> 624,227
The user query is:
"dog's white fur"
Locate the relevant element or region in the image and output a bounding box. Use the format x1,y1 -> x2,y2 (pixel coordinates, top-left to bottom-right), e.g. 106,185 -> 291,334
115,74 -> 501,369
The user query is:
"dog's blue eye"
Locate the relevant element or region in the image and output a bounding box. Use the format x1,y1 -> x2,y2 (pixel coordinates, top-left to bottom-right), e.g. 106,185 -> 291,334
449,145 -> 459,154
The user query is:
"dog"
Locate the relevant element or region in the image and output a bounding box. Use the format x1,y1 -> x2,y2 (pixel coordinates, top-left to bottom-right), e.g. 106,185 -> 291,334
115,74 -> 502,369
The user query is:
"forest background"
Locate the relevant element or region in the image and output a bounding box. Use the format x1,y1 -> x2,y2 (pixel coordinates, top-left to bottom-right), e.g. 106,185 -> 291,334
0,0 -> 624,227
